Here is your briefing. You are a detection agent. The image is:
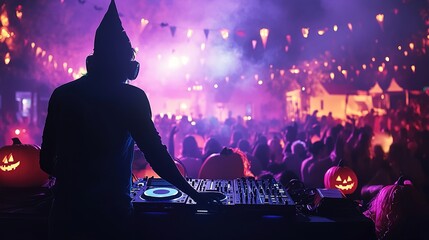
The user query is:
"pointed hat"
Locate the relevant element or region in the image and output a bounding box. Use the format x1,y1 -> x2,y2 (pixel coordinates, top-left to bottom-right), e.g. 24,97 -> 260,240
94,0 -> 132,58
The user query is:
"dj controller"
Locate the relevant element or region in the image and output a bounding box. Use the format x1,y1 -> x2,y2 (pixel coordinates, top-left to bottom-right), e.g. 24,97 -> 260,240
131,177 -> 296,216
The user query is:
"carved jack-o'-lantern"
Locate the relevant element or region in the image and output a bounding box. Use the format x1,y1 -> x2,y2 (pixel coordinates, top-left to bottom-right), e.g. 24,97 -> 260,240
0,138 -> 48,187
324,160 -> 358,195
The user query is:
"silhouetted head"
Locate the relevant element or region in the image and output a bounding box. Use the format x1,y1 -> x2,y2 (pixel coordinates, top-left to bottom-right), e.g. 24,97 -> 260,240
238,139 -> 251,153
291,140 -> 306,157
87,0 -> 139,82
182,135 -> 201,158
230,130 -> 243,146
202,137 -> 222,160
309,140 -> 324,157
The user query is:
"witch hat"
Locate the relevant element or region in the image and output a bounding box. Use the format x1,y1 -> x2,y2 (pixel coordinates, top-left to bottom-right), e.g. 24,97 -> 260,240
93,0 -> 132,59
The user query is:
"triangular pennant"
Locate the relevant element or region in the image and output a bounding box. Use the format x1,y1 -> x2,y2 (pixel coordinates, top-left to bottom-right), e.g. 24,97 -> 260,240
203,29 -> 210,40
170,26 -> 177,37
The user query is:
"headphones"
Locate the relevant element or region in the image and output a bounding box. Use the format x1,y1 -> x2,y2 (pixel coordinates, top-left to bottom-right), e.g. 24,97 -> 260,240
86,55 -> 140,80
395,175 -> 413,186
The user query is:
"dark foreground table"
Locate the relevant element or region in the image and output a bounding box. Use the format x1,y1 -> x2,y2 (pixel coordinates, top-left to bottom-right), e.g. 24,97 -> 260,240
0,187 -> 376,240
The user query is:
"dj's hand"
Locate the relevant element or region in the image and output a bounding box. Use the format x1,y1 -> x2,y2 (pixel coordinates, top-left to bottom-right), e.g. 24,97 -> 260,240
192,191 -> 224,205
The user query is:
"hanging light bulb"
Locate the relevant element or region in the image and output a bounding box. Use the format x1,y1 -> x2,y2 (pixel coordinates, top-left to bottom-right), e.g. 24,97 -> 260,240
260,28 -> 269,48
4,52 -> 10,64
140,18 -> 149,31
376,14 -> 384,30
286,34 -> 292,44
317,29 -> 326,36
220,29 -> 229,40
187,29 -> 193,39
302,27 -> 309,38
252,40 -> 257,49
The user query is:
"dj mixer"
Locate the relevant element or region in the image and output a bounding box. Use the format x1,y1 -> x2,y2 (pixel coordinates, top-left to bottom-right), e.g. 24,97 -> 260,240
131,177 -> 296,216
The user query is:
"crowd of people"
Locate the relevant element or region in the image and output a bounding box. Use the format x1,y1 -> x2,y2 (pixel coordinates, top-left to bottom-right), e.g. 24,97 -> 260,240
145,102 -> 428,196
1,95 -> 429,238
131,99 -> 429,239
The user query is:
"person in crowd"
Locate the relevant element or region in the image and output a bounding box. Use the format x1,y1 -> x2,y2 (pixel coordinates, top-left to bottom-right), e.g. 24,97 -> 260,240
232,115 -> 248,139
238,139 -> 259,176
268,135 -> 284,166
251,141 -> 270,177
201,137 -> 223,163
39,2 -> 219,239
283,140 -> 307,181
177,135 -> 203,178
364,177 -> 429,240
168,126 -> 203,178
229,130 -> 244,148
282,122 -> 298,158
300,140 -> 331,189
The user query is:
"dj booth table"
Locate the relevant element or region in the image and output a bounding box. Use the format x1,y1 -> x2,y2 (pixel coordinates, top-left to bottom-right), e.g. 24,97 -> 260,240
0,178 -> 376,240
134,210 -> 375,240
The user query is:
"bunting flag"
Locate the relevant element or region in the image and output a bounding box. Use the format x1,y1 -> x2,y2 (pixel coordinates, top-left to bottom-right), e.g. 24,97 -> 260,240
204,29 -> 210,40
170,26 -> 176,37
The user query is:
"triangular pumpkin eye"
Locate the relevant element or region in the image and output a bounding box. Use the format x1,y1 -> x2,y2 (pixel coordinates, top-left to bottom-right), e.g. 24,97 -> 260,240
336,176 -> 342,181
347,176 -> 352,181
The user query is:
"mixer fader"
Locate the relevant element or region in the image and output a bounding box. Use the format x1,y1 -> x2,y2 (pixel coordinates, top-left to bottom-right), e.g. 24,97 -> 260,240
131,177 -> 296,216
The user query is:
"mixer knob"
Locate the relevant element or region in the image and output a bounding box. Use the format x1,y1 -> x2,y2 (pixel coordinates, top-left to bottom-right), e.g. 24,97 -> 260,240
264,196 -> 269,203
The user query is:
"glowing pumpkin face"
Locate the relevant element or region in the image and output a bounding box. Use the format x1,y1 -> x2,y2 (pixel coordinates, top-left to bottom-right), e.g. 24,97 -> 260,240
1,154 -> 21,171
0,138 -> 48,188
334,175 -> 355,191
324,165 -> 358,195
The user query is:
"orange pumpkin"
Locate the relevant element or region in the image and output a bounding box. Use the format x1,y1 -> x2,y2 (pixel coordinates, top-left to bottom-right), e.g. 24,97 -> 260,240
0,138 -> 48,188
324,160 -> 358,195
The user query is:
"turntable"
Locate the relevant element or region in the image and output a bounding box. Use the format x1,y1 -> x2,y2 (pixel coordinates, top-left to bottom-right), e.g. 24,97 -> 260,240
135,178 -> 187,203
131,177 -> 296,217
142,187 -> 181,201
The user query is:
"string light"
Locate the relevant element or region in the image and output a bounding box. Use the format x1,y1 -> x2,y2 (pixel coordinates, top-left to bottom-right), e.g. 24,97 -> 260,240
15,5 -> 23,20
1,2 -> 427,92
4,52 -> 10,64
301,27 -> 309,38
220,29 -> 229,40
260,28 -> 269,48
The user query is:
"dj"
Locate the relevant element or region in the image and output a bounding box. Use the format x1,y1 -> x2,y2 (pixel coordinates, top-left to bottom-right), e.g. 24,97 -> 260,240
39,1 -> 219,239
